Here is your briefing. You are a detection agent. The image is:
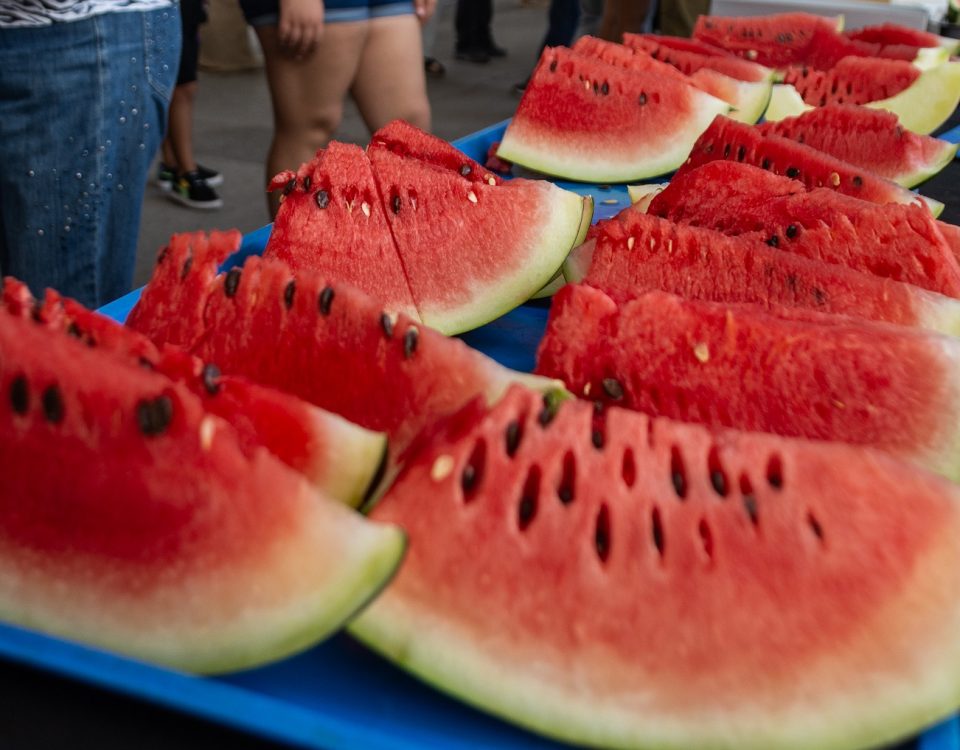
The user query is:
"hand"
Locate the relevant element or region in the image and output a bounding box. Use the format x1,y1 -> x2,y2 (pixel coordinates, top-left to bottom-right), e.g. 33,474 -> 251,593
414,0 -> 436,23
278,0 -> 324,59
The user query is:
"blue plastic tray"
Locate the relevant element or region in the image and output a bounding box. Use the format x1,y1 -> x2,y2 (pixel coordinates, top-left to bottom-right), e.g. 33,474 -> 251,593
7,121 -> 957,750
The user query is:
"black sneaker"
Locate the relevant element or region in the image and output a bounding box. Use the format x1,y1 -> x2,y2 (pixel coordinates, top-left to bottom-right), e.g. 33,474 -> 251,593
168,170 -> 223,210
485,42 -> 508,58
156,162 -> 223,191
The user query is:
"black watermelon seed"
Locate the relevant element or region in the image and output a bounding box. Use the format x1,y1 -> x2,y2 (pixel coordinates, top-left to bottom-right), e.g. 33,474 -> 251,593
137,395 -> 174,437
595,508 -> 610,562
319,286 -> 334,315
459,164 -> 472,177
766,235 -> 779,248
813,287 -> 826,305
549,60 -> 557,72
42,385 -> 64,424
671,470 -> 686,498
638,92 -> 647,105
138,357 -> 155,370
391,194 -> 402,214
538,404 -> 555,427
380,312 -> 394,338
157,245 -> 170,265
601,378 -> 624,400
723,143 -> 731,158
30,301 -> 43,323
302,175 -> 312,192
403,326 -> 419,358
283,178 -> 296,196
761,158 -> 771,170
601,81 -> 609,95
461,464 -> 477,492
10,375 -> 29,415
315,189 -> 330,209
786,224 -> 798,239
852,175 -> 863,187
591,429 -> 604,449
201,362 -> 221,395
67,322 -> 83,339
710,470 -> 727,497
743,496 -> 759,526
283,279 -> 296,309
786,167 -> 800,178
505,420 -> 522,456
736,145 -> 746,162
518,496 -> 536,527
224,268 -> 242,298
593,81 -> 599,95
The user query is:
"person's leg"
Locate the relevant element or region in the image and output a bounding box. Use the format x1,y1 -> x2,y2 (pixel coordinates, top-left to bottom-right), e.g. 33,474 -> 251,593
455,0 -> 488,60
165,81 -> 199,174
0,7 -> 179,307
255,20 -> 368,216
350,13 -> 431,132
543,0 -> 581,49
657,0 -> 709,37
576,0 -> 603,39
599,0 -> 649,40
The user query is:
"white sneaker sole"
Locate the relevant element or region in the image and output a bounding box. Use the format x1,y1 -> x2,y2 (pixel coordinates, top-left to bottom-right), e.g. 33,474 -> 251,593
167,191 -> 223,210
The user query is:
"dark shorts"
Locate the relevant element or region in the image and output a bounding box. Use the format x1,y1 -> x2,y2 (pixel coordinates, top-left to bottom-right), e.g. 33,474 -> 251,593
177,0 -> 208,86
239,0 -> 415,28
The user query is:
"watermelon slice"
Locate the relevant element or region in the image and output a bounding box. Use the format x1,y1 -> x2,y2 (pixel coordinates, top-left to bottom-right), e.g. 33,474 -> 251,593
572,36 -> 772,124
264,142 -> 421,321
678,115 -> 941,215
538,284 -> 960,479
623,33 -> 775,83
496,47 -> 730,183
127,239 -> 564,456
765,61 -> 960,135
352,383 -> 960,750
756,105 -> 958,188
0,304 -> 405,674
846,23 -> 960,56
692,12 -> 843,67
645,161 -> 960,297
564,209 -> 960,337
365,146 -> 587,334
3,278 -> 389,507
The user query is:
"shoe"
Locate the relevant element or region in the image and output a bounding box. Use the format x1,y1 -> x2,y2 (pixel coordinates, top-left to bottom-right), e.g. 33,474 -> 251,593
168,170 -> 223,210
424,56 -> 446,77
156,162 -> 223,191
485,42 -> 507,58
455,48 -> 491,64
512,78 -> 529,95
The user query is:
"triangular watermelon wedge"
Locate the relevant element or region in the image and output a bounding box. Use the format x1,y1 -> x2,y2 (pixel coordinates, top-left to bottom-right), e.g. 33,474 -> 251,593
497,46 -> 730,183
367,146 -> 587,334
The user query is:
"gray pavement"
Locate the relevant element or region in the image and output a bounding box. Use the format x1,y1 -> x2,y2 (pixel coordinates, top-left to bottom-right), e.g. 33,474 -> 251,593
135,0 -> 548,287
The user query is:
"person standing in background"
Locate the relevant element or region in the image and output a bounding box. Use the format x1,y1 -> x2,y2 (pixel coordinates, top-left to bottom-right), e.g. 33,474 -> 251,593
157,0 -> 224,210
658,0 -> 709,37
0,0 -> 180,309
241,0 -> 435,217
423,0 -> 454,75
454,0 -> 505,63
512,0 -> 579,94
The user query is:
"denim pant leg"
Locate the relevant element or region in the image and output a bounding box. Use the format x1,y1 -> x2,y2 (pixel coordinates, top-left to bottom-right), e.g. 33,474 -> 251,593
0,7 -> 179,309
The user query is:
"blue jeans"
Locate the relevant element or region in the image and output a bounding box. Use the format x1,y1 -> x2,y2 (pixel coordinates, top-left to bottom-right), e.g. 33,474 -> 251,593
0,7 -> 180,308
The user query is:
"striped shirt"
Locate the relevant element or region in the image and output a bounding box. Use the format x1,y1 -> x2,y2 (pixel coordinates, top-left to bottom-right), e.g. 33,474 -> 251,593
0,0 -> 174,27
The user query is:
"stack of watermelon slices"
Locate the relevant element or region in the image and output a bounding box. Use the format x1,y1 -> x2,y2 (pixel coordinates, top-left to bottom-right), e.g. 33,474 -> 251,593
263,122 -> 591,336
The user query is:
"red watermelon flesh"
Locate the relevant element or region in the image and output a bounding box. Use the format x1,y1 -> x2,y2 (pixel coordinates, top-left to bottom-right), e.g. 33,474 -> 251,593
678,115 -> 929,212
781,57 -> 920,107
368,120 -> 501,186
940,222 -> 960,266
496,47 -> 730,183
1,278 -> 388,507
646,161 -> 960,297
756,105 -> 958,188
0,305 -> 405,674
366,145 -> 585,334
847,23 -> 948,49
537,284 -> 960,479
692,13 -> 842,67
633,33 -> 735,58
623,33 -> 773,82
126,246 -> 562,456
263,142 -> 420,322
351,383 -> 960,749
566,209 -> 960,336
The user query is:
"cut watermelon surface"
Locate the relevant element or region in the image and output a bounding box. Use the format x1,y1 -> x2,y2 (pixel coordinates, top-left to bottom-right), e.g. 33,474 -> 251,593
497,47 -> 730,182
126,238 -> 563,456
0,304 -> 405,674
757,106 -> 958,187
538,285 -> 960,480
352,384 -> 960,750
565,209 -> 960,336
847,23 -> 960,55
623,33 -> 774,82
679,115 -> 938,214
646,162 -> 960,296
781,57 -> 920,107
692,13 -> 843,68
366,146 -> 585,334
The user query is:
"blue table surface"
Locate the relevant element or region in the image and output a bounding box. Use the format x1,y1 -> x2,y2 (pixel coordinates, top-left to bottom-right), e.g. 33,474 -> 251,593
9,119 -> 959,750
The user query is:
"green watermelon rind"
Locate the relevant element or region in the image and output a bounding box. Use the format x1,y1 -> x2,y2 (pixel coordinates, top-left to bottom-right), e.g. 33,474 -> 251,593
419,184 -> 588,335
892,141 -> 957,189
529,196 -> 593,300
763,84 -> 811,122
728,80 -> 774,125
497,97 -> 732,184
865,62 -> 960,135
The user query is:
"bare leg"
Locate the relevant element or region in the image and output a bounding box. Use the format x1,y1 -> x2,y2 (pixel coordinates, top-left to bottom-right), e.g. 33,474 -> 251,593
255,21 -> 368,217
350,15 -> 431,133
162,81 -> 199,174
